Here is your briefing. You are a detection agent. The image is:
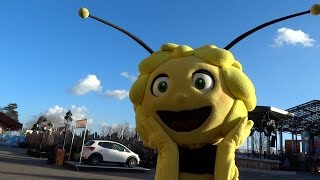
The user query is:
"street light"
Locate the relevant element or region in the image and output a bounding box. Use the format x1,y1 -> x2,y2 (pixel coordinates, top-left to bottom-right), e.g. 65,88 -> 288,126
62,110 -> 73,150
64,110 -> 73,127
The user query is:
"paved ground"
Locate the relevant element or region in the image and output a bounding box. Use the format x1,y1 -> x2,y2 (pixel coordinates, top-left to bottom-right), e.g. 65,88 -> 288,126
0,145 -> 319,180
240,170 -> 319,180
0,145 -> 154,180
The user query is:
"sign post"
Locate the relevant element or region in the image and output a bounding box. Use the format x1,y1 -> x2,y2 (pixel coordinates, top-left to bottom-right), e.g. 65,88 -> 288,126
67,127 -> 75,162
75,119 -> 88,165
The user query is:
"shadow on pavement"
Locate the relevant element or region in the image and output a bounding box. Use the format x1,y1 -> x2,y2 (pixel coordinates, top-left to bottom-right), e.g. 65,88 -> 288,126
0,171 -> 106,180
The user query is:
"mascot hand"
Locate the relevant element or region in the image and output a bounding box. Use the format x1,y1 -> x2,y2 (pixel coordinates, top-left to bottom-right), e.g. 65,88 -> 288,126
136,106 -> 179,180
135,106 -> 177,151
220,117 -> 253,149
215,118 -> 253,180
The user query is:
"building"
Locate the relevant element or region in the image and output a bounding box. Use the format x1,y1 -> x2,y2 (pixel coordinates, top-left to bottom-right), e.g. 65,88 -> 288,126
0,112 -> 23,133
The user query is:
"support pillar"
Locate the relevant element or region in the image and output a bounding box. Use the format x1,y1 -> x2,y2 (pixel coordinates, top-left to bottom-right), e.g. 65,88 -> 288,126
259,131 -> 262,158
292,132 -> 295,154
275,130 -> 278,154
279,127 -> 283,153
251,134 -> 255,157
295,131 -> 298,153
267,135 -> 270,156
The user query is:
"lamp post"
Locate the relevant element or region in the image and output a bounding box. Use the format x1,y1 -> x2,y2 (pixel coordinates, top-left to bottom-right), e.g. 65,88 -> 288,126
62,110 -> 73,150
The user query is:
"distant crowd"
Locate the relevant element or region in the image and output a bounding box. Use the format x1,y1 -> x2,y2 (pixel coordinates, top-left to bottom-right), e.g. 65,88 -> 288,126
236,150 -> 320,172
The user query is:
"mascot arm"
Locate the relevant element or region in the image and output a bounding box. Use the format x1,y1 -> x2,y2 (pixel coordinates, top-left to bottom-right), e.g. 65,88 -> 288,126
215,117 -> 253,180
135,106 -> 179,180
154,142 -> 179,180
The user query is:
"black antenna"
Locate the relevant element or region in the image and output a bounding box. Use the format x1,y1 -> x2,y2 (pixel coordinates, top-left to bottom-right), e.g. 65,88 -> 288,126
224,4 -> 320,50
79,8 -> 154,54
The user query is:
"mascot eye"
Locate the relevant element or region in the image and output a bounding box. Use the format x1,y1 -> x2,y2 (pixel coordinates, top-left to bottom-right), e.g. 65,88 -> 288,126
152,76 -> 169,96
192,71 -> 214,92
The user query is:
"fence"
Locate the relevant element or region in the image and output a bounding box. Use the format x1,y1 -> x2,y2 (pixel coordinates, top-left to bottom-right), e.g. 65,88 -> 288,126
25,128 -> 156,166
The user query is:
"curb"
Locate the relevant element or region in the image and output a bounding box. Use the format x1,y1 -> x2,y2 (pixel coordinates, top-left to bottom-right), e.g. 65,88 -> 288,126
239,167 -> 296,175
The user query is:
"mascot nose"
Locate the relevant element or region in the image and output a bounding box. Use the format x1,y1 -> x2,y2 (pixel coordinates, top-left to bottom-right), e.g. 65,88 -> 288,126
175,93 -> 189,103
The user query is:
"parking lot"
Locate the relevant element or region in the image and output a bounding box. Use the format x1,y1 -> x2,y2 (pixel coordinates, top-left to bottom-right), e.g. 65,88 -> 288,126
0,145 -> 154,180
0,145 -> 319,180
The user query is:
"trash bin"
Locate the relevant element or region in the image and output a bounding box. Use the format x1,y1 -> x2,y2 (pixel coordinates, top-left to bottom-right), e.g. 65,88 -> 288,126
55,148 -> 65,165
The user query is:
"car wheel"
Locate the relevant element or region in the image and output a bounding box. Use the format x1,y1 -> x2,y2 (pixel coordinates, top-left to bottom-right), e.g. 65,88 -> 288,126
89,155 -> 101,165
127,158 -> 137,168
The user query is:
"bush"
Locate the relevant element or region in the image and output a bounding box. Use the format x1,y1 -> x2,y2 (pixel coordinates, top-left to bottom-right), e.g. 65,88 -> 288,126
47,151 -> 56,164
72,153 -> 80,161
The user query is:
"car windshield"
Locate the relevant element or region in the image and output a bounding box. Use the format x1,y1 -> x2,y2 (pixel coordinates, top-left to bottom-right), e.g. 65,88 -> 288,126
84,140 -> 95,146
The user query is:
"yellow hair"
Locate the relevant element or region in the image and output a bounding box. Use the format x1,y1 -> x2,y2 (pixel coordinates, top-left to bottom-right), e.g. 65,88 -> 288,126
129,43 -> 256,111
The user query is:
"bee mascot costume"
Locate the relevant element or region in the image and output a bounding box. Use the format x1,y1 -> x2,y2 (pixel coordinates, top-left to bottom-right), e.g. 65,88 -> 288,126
78,4 -> 320,180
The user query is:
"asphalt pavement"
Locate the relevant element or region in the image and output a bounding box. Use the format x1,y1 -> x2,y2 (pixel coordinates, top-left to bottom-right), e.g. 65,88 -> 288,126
0,145 -> 319,180
0,145 -> 154,180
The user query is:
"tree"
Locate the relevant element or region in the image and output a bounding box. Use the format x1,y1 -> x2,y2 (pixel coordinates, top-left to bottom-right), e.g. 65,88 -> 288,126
23,115 -> 38,131
100,122 -> 135,140
45,113 -> 64,128
31,115 -> 54,131
251,131 -> 267,153
2,103 -> 19,121
100,125 -> 113,138
23,112 -> 64,131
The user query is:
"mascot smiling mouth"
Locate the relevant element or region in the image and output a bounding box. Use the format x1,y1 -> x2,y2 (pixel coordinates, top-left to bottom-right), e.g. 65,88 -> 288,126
157,106 -> 212,132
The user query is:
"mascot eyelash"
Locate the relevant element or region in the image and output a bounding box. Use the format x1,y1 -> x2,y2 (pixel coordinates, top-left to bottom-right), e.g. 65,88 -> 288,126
78,4 -> 319,180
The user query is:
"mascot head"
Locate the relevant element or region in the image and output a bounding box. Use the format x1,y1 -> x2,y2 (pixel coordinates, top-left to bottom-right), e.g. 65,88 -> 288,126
129,43 -> 255,146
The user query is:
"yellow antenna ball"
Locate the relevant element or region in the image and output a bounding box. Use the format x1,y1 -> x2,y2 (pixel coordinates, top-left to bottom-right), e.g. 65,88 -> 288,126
79,8 -> 90,18
310,4 -> 320,15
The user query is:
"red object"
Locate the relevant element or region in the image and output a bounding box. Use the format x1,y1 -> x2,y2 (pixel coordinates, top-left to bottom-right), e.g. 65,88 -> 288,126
86,147 -> 95,151
55,148 -> 65,166
0,112 -> 22,131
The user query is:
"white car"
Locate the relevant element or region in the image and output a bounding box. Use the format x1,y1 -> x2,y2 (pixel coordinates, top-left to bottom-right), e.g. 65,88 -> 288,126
82,140 -> 140,167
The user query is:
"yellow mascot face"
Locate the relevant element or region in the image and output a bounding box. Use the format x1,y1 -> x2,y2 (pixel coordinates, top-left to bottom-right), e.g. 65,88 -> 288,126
130,43 -> 256,146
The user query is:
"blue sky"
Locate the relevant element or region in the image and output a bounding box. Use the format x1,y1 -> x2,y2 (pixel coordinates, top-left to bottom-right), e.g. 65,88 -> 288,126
1,0 -> 319,133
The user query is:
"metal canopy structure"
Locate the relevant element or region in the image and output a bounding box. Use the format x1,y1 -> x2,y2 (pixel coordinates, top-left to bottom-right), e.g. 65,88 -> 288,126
249,106 -> 294,134
247,101 -> 320,155
248,101 -> 320,135
248,106 -> 295,155
285,100 -> 320,135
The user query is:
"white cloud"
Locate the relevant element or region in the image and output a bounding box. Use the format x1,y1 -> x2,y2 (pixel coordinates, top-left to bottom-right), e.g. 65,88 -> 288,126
46,105 -> 64,116
274,27 -> 315,47
103,89 -> 129,100
45,106 -> 65,125
70,74 -> 131,101
70,105 -> 88,120
71,74 -> 102,95
44,105 -> 93,127
102,122 -> 108,127
121,72 -> 137,81
87,118 -> 94,125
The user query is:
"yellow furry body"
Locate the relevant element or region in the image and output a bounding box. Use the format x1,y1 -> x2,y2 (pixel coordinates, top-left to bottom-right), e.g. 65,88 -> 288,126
130,43 -> 256,180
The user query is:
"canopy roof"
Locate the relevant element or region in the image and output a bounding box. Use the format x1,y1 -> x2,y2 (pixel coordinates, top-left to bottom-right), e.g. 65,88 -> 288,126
248,100 -> 320,135
249,106 -> 294,134
0,112 -> 23,131
249,106 -> 294,121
